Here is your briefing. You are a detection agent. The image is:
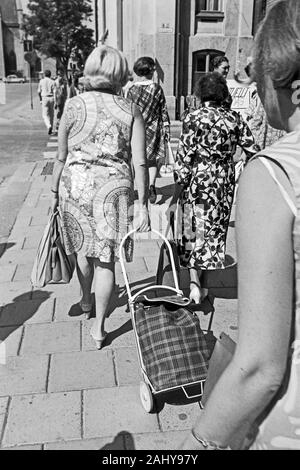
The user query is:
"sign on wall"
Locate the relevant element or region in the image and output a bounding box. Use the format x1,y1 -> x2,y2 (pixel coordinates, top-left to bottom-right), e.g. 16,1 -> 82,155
227,79 -> 252,119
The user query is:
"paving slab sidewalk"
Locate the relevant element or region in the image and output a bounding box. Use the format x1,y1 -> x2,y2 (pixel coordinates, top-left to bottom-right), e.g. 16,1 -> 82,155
0,135 -> 238,450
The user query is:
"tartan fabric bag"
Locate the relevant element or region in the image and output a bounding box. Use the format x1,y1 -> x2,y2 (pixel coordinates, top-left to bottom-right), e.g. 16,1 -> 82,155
134,299 -> 210,392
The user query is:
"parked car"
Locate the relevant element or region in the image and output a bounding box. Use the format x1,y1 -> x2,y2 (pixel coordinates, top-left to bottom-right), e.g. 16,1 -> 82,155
3,75 -> 26,84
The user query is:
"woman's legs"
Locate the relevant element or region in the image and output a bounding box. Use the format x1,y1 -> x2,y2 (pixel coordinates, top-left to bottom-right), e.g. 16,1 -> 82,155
188,261 -> 209,304
91,260 -> 115,340
149,166 -> 158,203
149,166 -> 157,187
76,254 -> 94,307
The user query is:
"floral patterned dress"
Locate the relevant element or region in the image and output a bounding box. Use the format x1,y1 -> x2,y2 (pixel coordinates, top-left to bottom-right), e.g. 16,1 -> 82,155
59,91 -> 134,262
174,103 -> 257,270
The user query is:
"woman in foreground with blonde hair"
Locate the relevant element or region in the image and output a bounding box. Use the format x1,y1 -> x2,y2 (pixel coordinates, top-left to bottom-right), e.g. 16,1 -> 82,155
51,45 -> 150,349
180,0 -> 300,450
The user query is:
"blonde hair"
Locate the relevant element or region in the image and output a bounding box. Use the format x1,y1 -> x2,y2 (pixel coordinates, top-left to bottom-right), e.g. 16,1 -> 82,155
83,45 -> 129,92
253,0 -> 300,92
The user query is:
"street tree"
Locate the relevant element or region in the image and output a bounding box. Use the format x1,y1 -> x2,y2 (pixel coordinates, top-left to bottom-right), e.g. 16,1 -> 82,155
23,0 -> 95,76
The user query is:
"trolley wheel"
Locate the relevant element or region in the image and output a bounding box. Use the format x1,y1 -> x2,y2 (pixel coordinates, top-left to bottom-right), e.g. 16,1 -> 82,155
140,381 -> 155,413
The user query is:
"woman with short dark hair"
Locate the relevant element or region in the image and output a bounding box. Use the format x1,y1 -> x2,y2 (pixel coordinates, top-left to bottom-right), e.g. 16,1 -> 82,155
128,56 -> 170,204
172,72 -> 257,303
212,56 -> 230,79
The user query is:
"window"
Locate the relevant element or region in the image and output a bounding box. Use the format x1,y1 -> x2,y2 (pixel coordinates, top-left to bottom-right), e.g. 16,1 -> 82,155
196,0 -> 223,14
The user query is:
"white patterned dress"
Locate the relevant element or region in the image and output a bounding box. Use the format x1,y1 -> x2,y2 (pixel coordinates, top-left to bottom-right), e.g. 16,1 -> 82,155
59,91 -> 134,262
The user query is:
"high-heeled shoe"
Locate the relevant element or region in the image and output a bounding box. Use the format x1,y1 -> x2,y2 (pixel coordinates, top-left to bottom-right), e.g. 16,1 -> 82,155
80,301 -> 93,320
90,329 -> 108,350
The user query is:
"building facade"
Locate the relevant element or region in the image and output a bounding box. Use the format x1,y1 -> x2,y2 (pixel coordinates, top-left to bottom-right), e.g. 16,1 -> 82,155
92,0 -> 276,119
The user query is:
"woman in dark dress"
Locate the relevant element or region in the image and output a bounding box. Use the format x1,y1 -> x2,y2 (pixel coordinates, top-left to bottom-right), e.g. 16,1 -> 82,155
172,73 -> 258,303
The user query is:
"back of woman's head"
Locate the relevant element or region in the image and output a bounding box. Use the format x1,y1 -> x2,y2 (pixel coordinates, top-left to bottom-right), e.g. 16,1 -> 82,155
195,72 -> 229,106
84,45 -> 129,91
133,57 -> 155,77
253,0 -> 300,94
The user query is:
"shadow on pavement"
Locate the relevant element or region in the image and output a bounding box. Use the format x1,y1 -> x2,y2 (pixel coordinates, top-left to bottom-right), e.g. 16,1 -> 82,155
0,290 -> 52,343
100,431 -> 135,450
105,319 -> 133,347
0,242 -> 15,259
156,183 -> 175,206
203,254 -> 238,299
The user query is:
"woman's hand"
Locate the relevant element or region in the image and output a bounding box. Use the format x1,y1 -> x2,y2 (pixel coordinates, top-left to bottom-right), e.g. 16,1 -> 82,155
134,207 -> 150,232
189,284 -> 201,304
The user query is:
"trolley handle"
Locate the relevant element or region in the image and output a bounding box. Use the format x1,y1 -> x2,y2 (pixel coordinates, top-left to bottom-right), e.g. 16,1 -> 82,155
119,228 -> 181,302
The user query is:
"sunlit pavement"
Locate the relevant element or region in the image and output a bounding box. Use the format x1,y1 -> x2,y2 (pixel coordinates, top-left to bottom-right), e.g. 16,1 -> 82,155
0,128 -> 238,450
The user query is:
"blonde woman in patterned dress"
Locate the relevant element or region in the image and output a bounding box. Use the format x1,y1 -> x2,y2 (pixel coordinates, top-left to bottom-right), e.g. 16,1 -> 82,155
180,0 -> 300,450
51,46 -> 150,350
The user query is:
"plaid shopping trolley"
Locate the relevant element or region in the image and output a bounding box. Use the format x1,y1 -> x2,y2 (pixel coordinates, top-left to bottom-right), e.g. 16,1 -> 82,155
119,229 -> 210,413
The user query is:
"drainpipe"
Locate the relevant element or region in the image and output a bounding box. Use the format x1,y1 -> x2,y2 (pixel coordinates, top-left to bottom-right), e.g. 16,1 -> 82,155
102,0 -> 106,40
174,0 -> 182,119
95,0 -> 99,44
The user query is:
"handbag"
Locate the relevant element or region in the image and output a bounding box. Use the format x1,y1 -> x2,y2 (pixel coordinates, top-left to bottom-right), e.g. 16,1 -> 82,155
201,332 -> 236,406
31,210 -> 76,288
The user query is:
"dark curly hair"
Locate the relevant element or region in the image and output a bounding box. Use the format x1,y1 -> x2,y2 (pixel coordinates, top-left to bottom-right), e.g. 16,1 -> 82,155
211,55 -> 229,70
133,56 -> 155,77
194,72 -> 230,105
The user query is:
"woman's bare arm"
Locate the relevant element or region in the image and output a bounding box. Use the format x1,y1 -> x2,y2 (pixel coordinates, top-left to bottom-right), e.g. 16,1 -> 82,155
131,104 -> 149,231
180,159 -> 294,449
51,112 -> 68,210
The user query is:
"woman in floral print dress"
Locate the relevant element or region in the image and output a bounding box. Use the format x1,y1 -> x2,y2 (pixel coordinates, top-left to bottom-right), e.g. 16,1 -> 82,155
173,73 -> 258,303
51,46 -> 150,350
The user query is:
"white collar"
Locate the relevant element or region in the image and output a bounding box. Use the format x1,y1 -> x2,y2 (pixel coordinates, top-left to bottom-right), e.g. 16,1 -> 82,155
134,80 -> 154,86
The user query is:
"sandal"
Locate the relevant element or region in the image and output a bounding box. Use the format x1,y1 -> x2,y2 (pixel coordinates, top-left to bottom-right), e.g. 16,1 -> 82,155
80,301 -> 93,320
90,327 -> 108,350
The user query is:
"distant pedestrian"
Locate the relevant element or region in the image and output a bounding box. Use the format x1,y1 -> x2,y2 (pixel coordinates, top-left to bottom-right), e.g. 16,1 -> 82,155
171,72 -> 257,304
38,69 -> 55,135
128,57 -> 170,204
54,70 -> 68,133
51,45 -> 150,350
68,72 -> 84,99
212,56 -> 232,108
212,56 -> 230,79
